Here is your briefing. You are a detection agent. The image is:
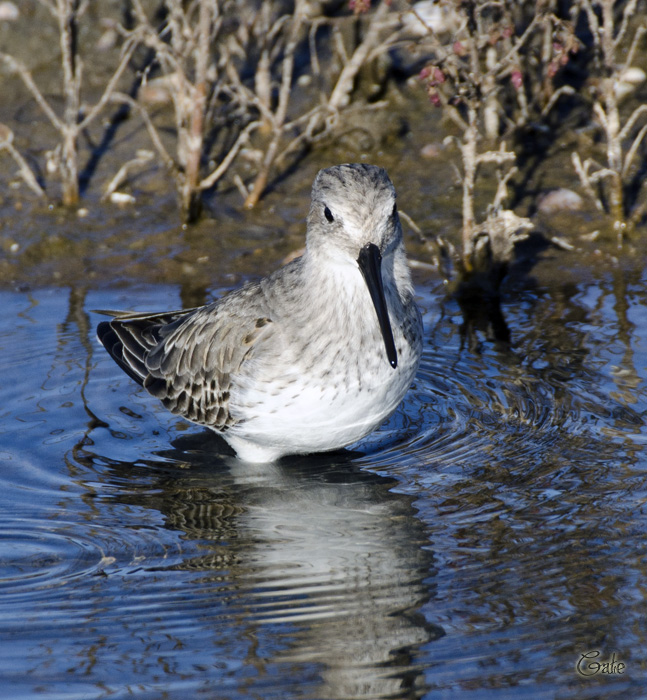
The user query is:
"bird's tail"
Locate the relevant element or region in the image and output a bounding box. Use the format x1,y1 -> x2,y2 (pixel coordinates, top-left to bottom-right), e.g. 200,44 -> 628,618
96,308 -> 194,386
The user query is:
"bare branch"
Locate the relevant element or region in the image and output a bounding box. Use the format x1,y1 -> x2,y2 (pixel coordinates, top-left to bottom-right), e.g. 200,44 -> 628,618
492,166 -> 518,211
199,120 -> 261,191
540,85 -> 575,118
618,104 -> 647,142
78,34 -> 139,131
620,22 -> 646,72
589,166 -> 621,185
329,1 -> 391,110
622,123 -> 647,180
475,149 -> 516,166
613,0 -> 639,50
593,101 -> 608,129
111,92 -> 177,171
102,149 -> 154,201
572,152 -> 604,211
0,53 -> 64,131
0,123 -> 46,197
233,173 -> 249,201
491,13 -> 543,77
244,1 -> 308,208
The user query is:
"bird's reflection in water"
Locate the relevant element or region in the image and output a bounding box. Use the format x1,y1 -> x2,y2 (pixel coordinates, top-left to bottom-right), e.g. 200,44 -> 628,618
101,431 -> 444,699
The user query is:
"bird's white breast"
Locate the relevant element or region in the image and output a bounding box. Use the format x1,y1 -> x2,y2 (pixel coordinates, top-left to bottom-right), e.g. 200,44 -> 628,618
225,256 -> 420,459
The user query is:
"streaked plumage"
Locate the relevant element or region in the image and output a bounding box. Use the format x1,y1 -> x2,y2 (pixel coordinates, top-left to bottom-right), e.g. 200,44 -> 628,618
97,164 -> 422,462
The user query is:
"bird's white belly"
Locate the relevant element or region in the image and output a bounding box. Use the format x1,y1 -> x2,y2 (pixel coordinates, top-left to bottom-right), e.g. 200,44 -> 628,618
225,351 -> 417,462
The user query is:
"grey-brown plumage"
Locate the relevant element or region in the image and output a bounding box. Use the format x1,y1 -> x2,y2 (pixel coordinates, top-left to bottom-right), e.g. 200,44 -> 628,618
97,290 -> 273,431
97,164 -> 423,462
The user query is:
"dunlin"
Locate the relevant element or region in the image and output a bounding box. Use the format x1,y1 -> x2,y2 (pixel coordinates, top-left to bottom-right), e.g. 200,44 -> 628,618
97,164 -> 423,462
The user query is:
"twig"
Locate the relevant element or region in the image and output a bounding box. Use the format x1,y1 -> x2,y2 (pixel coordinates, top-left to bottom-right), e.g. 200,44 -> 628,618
111,92 -> 176,171
613,0 -> 639,50
199,120 -> 261,191
78,34 -> 139,132
0,54 -> 64,131
622,123 -> 647,180
618,104 -> 647,142
491,166 -> 518,211
572,152 -> 604,211
490,13 -> 543,77
540,85 -> 575,118
233,173 -> 249,201
0,123 -> 46,197
102,149 -> 154,201
475,145 -> 517,167
621,22 -> 646,72
328,1 -> 391,110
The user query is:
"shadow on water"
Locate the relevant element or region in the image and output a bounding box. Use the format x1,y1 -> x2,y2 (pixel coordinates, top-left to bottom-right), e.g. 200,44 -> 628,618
70,432 -> 444,700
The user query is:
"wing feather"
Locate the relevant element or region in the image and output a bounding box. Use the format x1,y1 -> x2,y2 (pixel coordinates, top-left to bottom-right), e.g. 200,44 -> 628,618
96,289 -> 274,431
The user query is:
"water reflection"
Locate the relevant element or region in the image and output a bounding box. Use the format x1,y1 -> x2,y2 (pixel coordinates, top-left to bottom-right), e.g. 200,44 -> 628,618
73,434 -> 444,700
2,265 -> 647,698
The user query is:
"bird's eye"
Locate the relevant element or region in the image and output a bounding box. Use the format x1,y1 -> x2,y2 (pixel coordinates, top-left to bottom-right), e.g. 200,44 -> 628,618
324,206 -> 334,223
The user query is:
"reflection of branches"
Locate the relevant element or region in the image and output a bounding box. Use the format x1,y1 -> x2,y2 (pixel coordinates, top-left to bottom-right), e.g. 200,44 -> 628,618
64,286 -> 107,430
0,0 -> 138,205
64,285 -> 110,483
609,267 -> 640,407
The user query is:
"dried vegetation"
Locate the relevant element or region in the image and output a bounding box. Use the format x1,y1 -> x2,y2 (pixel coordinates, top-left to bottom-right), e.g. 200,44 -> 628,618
0,0 -> 646,260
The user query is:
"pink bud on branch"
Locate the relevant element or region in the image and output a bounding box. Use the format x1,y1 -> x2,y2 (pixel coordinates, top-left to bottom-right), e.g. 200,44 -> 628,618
511,69 -> 523,91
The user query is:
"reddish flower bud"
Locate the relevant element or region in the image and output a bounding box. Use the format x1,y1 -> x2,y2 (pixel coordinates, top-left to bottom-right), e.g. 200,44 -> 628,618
502,25 -> 514,38
511,69 -> 523,91
453,41 -> 467,57
433,67 -> 446,84
349,0 -> 371,14
427,86 -> 441,107
419,66 -> 432,80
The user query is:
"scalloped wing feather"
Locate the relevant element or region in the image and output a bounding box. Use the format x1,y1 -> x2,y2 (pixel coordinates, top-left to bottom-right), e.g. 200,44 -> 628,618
97,300 -> 273,431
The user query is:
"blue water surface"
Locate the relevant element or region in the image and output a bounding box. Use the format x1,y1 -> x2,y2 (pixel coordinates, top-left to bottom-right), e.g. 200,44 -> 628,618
0,261 -> 646,699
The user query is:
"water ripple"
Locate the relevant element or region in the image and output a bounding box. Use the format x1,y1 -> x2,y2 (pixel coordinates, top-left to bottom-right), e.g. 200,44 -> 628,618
1,280 -> 646,699
360,340 -> 645,476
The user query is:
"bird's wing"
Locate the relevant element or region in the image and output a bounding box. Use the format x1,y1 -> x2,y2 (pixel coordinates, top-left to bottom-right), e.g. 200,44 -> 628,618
96,291 -> 273,430
97,308 -> 196,385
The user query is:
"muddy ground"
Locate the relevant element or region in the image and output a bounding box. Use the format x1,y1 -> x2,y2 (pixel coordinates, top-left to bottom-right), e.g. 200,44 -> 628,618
0,1 -> 645,300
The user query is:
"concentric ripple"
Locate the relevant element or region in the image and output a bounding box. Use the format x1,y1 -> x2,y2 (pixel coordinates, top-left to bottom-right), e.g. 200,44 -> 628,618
2,276 -> 647,699
359,329 -> 645,476
0,522 -> 101,595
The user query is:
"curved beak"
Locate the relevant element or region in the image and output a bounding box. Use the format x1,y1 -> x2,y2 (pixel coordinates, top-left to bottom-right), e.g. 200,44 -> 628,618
357,243 -> 398,369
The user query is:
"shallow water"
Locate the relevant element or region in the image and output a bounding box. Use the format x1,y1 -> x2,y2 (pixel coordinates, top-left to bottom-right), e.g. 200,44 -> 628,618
1,253 -> 646,699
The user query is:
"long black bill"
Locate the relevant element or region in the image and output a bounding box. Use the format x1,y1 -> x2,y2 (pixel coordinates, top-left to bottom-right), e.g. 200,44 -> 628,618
357,243 -> 398,369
